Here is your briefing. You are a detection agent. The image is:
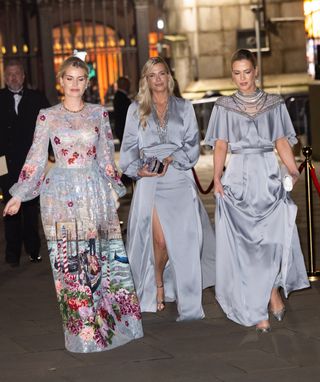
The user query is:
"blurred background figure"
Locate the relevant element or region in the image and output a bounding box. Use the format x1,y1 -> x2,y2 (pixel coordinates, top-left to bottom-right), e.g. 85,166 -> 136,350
0,60 -> 50,267
84,76 -> 100,104
113,76 -> 131,144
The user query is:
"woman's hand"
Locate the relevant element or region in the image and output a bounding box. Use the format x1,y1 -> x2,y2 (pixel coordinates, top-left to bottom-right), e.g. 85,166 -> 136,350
158,156 -> 173,177
3,197 -> 22,217
214,178 -> 224,197
137,164 -> 159,178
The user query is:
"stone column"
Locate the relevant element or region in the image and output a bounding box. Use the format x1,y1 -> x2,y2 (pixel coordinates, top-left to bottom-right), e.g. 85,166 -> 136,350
38,0 -> 58,104
134,0 -> 150,73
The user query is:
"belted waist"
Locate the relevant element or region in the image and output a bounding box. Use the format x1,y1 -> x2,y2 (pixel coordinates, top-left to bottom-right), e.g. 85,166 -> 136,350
231,147 -> 274,155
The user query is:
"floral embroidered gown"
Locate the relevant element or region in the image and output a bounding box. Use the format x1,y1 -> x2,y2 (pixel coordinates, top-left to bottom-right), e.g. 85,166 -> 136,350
10,103 -> 143,353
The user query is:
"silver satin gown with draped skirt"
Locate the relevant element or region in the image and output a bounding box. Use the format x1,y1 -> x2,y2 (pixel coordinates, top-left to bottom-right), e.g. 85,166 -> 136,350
204,90 -> 310,327
119,96 -> 216,321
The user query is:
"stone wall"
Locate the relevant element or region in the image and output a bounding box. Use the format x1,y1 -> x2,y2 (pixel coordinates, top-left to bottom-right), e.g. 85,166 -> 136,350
164,0 -> 307,84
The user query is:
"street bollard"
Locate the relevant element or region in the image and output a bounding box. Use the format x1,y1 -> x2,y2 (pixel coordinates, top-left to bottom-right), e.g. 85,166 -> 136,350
302,146 -> 320,281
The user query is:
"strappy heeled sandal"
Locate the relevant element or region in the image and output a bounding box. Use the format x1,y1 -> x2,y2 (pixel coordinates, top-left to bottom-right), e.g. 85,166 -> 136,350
156,284 -> 166,312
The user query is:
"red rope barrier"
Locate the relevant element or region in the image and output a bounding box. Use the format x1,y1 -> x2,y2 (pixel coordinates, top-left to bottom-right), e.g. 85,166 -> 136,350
298,161 -> 306,174
309,165 -> 320,198
192,168 -> 214,194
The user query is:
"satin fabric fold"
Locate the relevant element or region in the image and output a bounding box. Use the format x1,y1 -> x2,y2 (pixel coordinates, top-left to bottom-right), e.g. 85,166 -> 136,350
205,93 -> 309,327
120,97 -> 216,321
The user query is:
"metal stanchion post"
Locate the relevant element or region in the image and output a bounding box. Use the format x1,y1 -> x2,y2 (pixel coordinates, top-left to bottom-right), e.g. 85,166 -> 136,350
302,146 -> 320,281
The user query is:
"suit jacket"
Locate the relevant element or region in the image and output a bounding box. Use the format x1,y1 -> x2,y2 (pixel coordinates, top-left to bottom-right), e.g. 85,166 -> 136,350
0,87 -> 50,197
113,90 -> 131,143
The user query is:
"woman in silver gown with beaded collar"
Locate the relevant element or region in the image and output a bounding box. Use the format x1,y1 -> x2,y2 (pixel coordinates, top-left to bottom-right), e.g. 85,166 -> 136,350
119,57 -> 215,321
204,49 -> 309,332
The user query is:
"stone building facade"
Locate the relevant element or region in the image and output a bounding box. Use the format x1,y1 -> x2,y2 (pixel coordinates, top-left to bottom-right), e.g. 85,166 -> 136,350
164,0 -> 307,90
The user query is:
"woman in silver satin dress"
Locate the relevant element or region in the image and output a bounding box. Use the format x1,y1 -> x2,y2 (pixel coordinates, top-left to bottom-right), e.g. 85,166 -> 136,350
119,57 -> 215,321
205,49 -> 309,332
4,55 -> 143,352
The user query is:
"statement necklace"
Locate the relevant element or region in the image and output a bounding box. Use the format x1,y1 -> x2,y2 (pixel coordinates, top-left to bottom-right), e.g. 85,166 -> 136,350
152,99 -> 169,143
62,102 -> 86,113
232,89 -> 267,116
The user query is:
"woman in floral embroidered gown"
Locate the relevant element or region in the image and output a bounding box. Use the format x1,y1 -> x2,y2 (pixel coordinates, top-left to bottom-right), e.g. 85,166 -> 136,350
4,55 -> 143,352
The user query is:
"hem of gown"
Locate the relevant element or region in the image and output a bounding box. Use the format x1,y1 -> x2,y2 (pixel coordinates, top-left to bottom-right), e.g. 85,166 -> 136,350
65,331 -> 144,353
216,295 -> 268,327
282,281 -> 311,298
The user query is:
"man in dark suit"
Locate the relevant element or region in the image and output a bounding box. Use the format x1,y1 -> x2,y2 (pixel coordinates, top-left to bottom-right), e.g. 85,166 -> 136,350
113,76 -> 131,144
0,60 -> 50,266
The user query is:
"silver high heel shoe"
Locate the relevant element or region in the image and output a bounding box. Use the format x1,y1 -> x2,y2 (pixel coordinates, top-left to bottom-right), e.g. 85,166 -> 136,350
271,307 -> 286,322
256,326 -> 271,334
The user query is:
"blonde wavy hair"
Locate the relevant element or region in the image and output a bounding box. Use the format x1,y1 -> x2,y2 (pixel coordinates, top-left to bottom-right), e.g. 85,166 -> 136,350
136,56 -> 174,128
56,56 -> 89,79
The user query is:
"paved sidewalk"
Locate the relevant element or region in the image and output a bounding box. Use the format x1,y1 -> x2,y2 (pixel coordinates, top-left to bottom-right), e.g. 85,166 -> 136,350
0,154 -> 320,382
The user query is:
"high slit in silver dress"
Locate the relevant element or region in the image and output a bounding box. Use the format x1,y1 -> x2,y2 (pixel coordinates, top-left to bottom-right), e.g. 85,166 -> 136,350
120,96 -> 216,321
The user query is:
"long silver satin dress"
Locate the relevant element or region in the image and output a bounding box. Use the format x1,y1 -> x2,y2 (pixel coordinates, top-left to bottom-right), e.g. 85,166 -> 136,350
119,96 -> 216,321
204,90 -> 310,327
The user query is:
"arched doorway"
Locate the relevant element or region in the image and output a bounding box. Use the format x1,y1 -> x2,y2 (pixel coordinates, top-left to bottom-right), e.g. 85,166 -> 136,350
52,22 -> 124,104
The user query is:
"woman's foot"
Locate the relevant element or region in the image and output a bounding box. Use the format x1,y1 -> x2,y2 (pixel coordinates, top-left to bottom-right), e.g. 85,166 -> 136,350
269,288 -> 286,321
256,319 -> 271,333
156,284 -> 166,312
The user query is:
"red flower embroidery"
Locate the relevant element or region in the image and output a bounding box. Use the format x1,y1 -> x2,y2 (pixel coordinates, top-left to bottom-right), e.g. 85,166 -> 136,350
68,201 -> 74,207
92,146 -> 96,154
68,157 -> 75,165
40,115 -> 46,121
61,149 -> 68,156
94,126 -> 99,134
103,111 -> 108,118
73,152 -> 79,158
54,136 -> 61,145
107,131 -> 113,140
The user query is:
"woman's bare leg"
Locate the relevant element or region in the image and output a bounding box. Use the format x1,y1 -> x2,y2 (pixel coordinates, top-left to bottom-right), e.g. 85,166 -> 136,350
152,208 -> 169,311
269,288 -> 285,311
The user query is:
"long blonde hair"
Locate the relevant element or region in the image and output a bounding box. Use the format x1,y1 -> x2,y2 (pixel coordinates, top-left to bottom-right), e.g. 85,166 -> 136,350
136,56 -> 174,128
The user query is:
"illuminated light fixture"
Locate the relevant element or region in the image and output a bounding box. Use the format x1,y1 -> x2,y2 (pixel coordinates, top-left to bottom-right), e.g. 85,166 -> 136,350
157,18 -> 165,30
149,32 -> 158,44
76,41 -> 84,49
130,37 -> 136,46
12,45 -> 17,53
304,0 -> 320,38
1,46 -> 6,54
23,44 -> 28,53
119,38 -> 125,47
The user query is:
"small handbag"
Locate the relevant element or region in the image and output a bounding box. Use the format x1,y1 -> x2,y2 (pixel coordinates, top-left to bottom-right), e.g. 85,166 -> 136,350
144,156 -> 164,174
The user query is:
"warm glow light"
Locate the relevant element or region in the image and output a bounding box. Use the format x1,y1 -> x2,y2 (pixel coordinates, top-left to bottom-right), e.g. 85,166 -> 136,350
130,37 -> 136,46
75,41 -> 84,49
304,1 -> 320,37
23,44 -> 28,53
149,32 -> 158,45
119,38 -> 125,47
12,45 -> 17,54
1,46 -> 6,54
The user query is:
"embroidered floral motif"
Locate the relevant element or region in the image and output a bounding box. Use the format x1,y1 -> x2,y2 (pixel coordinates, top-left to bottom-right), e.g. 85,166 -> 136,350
54,136 -> 61,145
40,115 -> 46,121
19,164 -> 36,181
105,164 -> 115,177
